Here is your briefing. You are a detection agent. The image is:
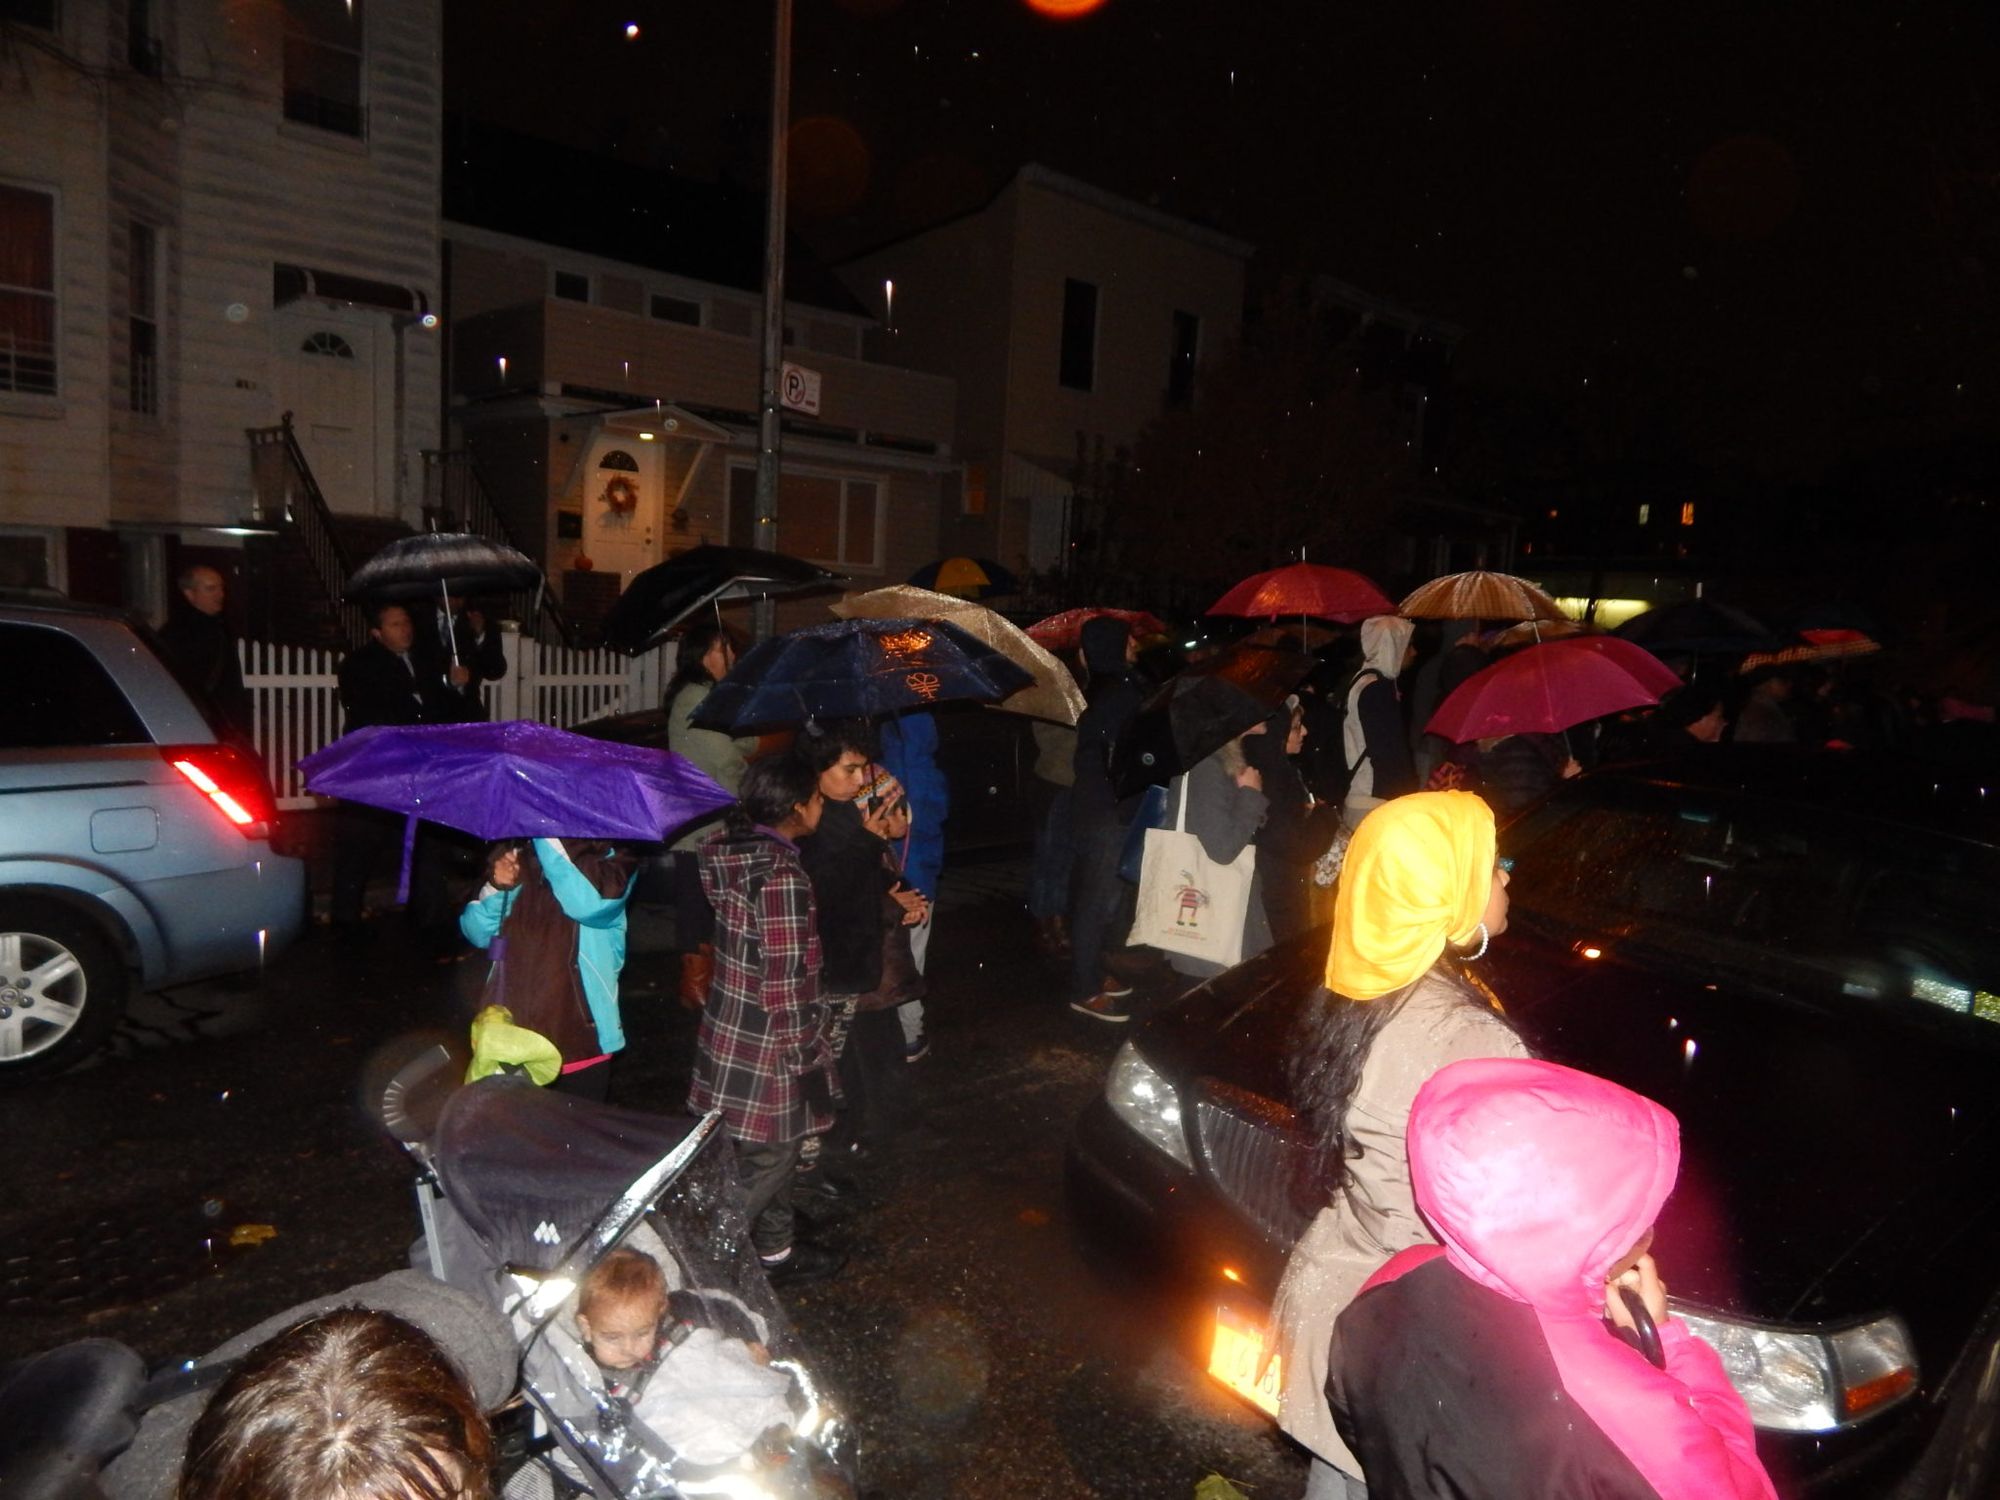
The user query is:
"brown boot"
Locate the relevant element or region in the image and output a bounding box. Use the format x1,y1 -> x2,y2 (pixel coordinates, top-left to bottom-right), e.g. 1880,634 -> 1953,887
677,943 -> 714,1010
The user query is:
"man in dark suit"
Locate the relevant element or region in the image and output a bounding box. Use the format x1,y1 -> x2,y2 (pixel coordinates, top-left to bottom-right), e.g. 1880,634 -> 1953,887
408,595 -> 506,721
332,604 -> 464,932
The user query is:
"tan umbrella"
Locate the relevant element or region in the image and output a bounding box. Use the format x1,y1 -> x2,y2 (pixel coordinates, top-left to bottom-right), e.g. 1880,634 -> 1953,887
1482,616 -> 1591,649
829,585 -> 1084,725
1399,569 -> 1568,623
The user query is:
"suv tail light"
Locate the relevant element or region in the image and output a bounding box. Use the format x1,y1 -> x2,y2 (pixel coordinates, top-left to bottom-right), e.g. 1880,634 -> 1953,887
164,744 -> 280,840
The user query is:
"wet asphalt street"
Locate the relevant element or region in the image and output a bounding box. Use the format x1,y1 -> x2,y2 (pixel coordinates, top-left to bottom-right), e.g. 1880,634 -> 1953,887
0,850 -> 1306,1500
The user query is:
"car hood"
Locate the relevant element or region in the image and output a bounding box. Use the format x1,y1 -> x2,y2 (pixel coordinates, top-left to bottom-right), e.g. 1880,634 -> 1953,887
1142,927 -> 2000,1373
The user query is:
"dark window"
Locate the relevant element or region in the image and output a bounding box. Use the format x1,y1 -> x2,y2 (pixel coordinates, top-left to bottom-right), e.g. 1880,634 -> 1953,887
0,184 -> 58,396
597,449 -> 639,473
1059,278 -> 1097,391
727,465 -> 757,549
283,0 -> 365,137
0,624 -> 150,748
727,467 -> 876,567
300,330 -> 353,358
650,293 -> 701,326
127,0 -> 162,74
0,0 -> 57,28
553,271 -> 590,303
128,221 -> 158,415
1167,309 -> 1200,407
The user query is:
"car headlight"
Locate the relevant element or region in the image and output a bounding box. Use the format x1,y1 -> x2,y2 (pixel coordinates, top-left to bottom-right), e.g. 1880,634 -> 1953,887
1103,1041 -> 1193,1169
1674,1305 -> 1918,1431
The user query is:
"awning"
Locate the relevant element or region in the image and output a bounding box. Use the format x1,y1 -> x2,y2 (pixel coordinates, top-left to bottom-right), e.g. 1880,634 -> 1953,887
274,263 -> 430,321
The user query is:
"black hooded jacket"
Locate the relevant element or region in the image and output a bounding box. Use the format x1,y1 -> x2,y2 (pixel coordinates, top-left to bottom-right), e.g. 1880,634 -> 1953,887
1070,617 -> 1146,829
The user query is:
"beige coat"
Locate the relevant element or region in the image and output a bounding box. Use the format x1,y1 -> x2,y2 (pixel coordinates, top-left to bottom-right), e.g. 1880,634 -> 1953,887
667,681 -> 761,852
1270,964 -> 1530,1473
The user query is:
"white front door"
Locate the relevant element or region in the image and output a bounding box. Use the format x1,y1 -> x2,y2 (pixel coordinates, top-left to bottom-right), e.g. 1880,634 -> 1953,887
583,437 -> 663,586
275,310 -> 387,515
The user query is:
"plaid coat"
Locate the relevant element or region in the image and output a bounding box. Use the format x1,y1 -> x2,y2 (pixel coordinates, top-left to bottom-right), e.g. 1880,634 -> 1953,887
688,824 -> 834,1144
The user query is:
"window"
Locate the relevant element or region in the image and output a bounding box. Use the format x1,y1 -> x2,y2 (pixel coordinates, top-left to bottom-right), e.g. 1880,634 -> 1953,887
0,184 -> 57,396
598,449 -> 638,472
1680,502 -> 1696,527
128,0 -> 162,75
0,0 -> 58,28
283,0 -> 364,137
649,293 -> 701,327
553,271 -> 590,303
300,330 -> 354,358
1059,278 -> 1097,391
728,466 -> 880,569
1167,309 -> 1201,407
0,624 -> 149,749
128,221 -> 158,415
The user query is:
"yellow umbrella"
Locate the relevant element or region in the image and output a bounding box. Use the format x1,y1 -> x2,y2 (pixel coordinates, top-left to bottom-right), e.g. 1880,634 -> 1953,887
829,585 -> 1084,725
1400,569 -> 1567,623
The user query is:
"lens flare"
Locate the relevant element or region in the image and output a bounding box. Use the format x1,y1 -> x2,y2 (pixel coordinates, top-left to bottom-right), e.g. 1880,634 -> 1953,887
1024,0 -> 1110,16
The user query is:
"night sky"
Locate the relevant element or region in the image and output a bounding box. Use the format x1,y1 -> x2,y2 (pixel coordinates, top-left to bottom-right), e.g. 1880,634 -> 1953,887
449,0 -> 2000,484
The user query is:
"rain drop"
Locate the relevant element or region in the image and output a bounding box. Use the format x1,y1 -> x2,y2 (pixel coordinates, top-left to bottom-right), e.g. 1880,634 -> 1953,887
1682,1038 -> 1698,1066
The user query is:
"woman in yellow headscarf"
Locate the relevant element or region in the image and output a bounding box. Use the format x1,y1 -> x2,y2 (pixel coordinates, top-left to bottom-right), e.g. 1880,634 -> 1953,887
1270,791 -> 1531,1500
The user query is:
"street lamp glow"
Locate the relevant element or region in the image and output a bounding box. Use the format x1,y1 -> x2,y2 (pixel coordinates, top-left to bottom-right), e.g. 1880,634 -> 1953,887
623,22 -> 640,39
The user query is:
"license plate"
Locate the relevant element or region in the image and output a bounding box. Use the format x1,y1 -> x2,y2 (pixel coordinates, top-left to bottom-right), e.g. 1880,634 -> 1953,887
1207,1303 -> 1282,1417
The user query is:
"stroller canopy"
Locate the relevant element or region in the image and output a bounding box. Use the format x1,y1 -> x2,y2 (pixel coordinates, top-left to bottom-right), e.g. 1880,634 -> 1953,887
433,1077 -> 704,1272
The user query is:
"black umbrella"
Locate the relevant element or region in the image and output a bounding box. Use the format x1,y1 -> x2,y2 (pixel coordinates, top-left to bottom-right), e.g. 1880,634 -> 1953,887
1612,600 -> 1782,658
599,545 -> 844,656
344,532 -> 543,602
690,617 -> 1035,732
1111,641 -> 1314,798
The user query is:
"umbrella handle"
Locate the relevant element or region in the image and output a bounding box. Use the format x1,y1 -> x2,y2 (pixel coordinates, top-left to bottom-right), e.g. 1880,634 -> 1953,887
397,813 -> 418,906
441,579 -> 460,668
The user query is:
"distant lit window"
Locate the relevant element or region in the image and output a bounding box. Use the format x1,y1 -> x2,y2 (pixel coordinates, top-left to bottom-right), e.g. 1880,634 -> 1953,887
1680,502 -> 1696,526
301,330 -> 354,358
962,462 -> 987,517
283,0 -> 365,137
1059,278 -> 1097,392
553,271 -> 590,303
1167,309 -> 1199,407
1546,507 -> 1559,520
0,184 -> 58,396
650,293 -> 701,326
1637,503 -> 1650,525
128,220 -> 159,415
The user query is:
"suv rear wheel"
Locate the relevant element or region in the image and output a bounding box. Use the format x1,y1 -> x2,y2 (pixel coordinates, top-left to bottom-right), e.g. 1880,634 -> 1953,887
0,900 -> 129,1080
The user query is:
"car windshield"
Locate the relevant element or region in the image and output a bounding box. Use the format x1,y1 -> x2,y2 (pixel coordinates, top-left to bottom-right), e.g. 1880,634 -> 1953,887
1504,781 -> 2000,1029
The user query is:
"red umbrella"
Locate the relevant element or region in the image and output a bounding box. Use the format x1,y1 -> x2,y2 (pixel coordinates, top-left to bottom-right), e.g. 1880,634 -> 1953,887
1426,636 -> 1681,743
1209,563 -> 1394,623
1026,607 -> 1166,653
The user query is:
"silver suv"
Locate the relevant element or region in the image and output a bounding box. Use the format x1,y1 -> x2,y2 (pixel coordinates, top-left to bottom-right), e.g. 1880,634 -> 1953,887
0,595 -> 305,1078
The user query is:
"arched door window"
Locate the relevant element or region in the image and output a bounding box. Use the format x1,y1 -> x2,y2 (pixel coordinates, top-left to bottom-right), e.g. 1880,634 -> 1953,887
598,449 -> 639,472
300,331 -> 355,358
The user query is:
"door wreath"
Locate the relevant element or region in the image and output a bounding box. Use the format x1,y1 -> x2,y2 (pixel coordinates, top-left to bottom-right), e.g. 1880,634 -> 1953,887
599,476 -> 640,516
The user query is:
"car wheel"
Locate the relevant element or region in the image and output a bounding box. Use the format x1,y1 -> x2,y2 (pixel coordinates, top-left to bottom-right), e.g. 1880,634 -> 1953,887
0,900 -> 130,1080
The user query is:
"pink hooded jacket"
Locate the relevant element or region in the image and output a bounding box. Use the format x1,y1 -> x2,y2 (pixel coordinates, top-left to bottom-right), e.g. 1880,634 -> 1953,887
1343,1057 -> 1777,1500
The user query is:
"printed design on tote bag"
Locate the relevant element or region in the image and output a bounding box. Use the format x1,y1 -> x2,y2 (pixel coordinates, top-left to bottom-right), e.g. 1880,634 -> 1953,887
1173,871 -> 1209,929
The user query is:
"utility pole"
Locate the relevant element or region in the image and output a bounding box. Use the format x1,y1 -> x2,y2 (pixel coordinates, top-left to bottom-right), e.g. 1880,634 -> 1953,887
751,0 -> 793,641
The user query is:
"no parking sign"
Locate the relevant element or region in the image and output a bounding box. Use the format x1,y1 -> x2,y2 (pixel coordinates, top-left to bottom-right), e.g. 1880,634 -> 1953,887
780,361 -> 822,416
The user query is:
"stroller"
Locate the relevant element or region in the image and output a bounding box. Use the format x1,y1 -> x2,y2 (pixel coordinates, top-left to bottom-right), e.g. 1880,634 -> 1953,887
380,1047 -> 858,1500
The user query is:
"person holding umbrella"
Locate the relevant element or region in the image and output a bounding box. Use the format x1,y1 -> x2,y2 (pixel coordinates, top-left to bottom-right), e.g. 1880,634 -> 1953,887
663,622 -> 758,1010
1340,615 -> 1419,831
459,835 -> 639,1101
688,755 -> 845,1287
1067,616 -> 1150,1020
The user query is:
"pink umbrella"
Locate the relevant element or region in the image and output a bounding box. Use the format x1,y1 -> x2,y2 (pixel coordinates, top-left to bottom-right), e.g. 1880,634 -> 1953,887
1026,607 -> 1166,653
1208,563 -> 1394,623
1426,636 -> 1681,743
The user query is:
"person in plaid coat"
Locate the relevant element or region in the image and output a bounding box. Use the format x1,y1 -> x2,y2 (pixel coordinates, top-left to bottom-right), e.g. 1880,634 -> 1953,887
689,753 -> 846,1285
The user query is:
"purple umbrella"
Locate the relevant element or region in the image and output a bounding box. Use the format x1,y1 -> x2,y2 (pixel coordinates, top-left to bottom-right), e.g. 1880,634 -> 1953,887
300,720 -> 732,900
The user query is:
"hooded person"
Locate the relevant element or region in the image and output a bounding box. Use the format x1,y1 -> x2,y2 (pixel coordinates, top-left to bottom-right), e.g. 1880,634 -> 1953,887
1270,791 -> 1530,1499
1341,615 -> 1418,829
1328,1057 -> 1778,1500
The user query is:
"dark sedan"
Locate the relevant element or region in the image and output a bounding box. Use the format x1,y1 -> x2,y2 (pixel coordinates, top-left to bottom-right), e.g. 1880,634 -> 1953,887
1066,751 -> 2000,1498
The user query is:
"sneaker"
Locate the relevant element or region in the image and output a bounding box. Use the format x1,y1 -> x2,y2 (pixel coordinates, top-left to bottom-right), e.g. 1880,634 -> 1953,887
904,1029 -> 930,1064
793,1172 -> 863,1210
1097,976 -> 1135,999
760,1240 -> 847,1287
1071,990 -> 1131,1023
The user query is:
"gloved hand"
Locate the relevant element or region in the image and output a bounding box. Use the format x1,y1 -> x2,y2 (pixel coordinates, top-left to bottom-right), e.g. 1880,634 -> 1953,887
800,1067 -> 835,1116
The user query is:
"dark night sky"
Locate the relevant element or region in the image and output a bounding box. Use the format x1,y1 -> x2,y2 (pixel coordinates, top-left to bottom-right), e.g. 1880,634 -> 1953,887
449,0 -> 2000,482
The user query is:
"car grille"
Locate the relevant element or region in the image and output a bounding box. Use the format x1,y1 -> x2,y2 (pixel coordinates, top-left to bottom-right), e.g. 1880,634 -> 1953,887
1193,1080 -> 1324,1246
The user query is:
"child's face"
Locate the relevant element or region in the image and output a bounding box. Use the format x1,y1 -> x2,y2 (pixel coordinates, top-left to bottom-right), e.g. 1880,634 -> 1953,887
578,1294 -> 665,1370
873,797 -> 911,841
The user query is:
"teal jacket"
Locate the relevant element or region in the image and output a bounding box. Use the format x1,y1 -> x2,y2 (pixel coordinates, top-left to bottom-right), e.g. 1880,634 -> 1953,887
459,837 -> 635,1054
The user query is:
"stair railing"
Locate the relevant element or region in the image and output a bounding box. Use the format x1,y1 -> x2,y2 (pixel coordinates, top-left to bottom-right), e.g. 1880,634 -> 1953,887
421,449 -> 573,646
247,413 -> 367,646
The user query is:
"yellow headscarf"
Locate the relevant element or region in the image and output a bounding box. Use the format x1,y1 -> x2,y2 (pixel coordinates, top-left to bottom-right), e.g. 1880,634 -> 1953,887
1326,790 -> 1497,1000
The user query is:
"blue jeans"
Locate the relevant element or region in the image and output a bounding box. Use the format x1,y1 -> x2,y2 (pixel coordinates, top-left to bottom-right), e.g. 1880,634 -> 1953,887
1028,779 -> 1074,920
1067,819 -> 1131,1002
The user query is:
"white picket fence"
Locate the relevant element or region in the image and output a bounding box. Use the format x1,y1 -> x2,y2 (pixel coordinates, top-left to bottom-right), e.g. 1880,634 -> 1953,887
240,623 -> 668,807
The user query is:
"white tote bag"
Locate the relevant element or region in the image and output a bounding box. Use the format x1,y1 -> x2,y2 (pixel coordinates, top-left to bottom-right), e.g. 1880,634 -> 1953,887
1128,774 -> 1257,968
